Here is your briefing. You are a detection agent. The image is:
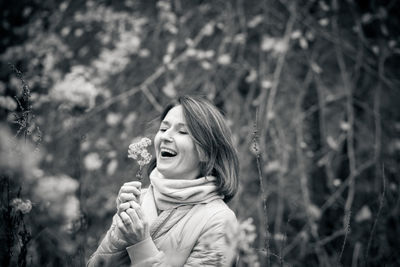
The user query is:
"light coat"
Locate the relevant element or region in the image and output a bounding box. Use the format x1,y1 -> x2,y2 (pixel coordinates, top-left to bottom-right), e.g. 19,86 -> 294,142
87,187 -> 238,266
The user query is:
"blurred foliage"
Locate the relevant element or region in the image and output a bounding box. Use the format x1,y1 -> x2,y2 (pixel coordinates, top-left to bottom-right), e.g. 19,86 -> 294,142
1,0 -> 399,266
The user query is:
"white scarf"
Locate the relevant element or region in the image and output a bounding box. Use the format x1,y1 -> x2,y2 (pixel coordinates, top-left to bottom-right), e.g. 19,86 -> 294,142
148,168 -> 222,211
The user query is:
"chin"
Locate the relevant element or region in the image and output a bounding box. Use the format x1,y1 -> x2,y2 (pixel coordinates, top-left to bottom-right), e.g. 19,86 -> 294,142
156,167 -> 174,177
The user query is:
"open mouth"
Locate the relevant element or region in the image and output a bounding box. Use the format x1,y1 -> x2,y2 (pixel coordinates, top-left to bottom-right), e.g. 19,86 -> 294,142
160,148 -> 177,158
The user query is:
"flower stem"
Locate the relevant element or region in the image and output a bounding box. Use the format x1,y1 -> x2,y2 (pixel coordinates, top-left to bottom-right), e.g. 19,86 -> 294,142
136,166 -> 143,182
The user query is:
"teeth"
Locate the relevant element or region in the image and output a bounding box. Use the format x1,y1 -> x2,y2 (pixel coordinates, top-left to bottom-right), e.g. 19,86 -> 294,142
161,148 -> 177,156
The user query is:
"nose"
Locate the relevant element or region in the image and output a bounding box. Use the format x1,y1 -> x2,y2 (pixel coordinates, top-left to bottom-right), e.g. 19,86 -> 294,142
160,129 -> 173,143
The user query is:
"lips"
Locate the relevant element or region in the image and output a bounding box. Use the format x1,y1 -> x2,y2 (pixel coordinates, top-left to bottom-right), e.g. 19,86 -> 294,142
160,147 -> 177,157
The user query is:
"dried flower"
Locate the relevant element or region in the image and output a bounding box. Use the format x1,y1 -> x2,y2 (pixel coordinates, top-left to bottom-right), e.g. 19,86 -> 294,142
128,137 -> 152,180
11,198 -> 32,214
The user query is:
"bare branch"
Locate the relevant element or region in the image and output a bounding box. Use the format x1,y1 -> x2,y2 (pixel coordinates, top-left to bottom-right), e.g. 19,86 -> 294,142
259,4 -> 297,157
332,0 -> 357,263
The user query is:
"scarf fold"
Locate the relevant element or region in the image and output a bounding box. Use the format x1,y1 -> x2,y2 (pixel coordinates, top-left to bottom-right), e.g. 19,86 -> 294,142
149,168 -> 222,211
141,185 -> 193,239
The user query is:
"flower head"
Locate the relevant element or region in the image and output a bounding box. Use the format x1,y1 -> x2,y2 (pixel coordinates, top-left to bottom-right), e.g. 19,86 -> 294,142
11,198 -> 32,214
128,137 -> 152,167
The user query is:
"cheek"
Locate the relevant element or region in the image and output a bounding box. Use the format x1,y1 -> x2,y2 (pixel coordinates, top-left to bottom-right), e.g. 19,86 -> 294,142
154,133 -> 161,153
182,140 -> 199,161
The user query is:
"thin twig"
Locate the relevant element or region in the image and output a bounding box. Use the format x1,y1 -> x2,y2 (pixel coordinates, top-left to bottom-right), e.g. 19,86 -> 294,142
332,1 -> 357,263
365,47 -> 387,263
351,242 -> 362,267
315,229 -> 346,247
338,209 -> 351,263
253,108 -> 271,267
365,165 -> 386,264
312,66 -> 336,189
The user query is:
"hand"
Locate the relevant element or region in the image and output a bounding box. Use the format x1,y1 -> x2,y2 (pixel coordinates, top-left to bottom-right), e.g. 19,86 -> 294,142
116,181 -> 141,214
108,215 -> 130,249
117,202 -> 150,245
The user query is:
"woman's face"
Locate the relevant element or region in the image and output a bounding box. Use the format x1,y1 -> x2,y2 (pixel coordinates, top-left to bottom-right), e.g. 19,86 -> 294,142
154,105 -> 201,179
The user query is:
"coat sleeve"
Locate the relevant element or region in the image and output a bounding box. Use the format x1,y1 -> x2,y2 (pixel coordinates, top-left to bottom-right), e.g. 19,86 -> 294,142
184,208 -> 238,267
86,214 -> 131,267
87,188 -> 151,267
125,208 -> 238,267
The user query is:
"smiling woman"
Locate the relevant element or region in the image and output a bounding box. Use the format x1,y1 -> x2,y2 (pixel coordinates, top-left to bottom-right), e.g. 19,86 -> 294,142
87,96 -> 240,267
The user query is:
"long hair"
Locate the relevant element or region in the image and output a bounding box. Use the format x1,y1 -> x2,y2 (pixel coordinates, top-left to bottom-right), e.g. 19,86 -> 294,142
147,96 -> 239,202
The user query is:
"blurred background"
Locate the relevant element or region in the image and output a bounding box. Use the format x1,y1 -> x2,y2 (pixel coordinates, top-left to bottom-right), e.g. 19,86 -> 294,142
1,0 -> 399,266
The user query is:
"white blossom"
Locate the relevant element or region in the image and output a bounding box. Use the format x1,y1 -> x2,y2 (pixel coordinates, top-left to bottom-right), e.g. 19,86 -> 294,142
245,69 -> 257,83
261,36 -> 276,52
291,30 -> 302,39
0,96 -> 17,111
107,159 -> 118,175
33,174 -> 81,229
106,112 -> 122,126
217,54 -> 231,65
319,18 -> 329,27
51,66 -> 98,109
162,82 -> 177,98
333,179 -> 341,187
248,15 -> 263,28
84,152 -> 103,171
202,22 -> 214,36
355,205 -> 372,223
138,48 -> 150,58
123,112 -> 138,129
200,61 -> 212,70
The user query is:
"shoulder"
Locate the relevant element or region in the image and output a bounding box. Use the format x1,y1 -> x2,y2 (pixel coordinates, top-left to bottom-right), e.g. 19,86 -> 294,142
187,199 -> 237,233
175,199 -> 237,247
197,199 -> 236,221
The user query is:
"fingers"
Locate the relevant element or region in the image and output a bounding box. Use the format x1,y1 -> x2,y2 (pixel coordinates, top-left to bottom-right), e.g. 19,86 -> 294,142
117,207 -> 150,244
134,206 -> 145,221
126,208 -> 140,225
120,211 -> 133,226
121,182 -> 142,191
118,202 -> 131,214
119,193 -> 137,203
116,214 -> 128,234
117,199 -> 142,215
128,201 -> 144,220
116,182 -> 141,208
120,186 -> 141,197
126,208 -> 148,232
129,200 -> 140,209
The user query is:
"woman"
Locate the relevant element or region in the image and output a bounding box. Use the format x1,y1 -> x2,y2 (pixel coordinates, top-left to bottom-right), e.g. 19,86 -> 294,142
87,96 -> 239,266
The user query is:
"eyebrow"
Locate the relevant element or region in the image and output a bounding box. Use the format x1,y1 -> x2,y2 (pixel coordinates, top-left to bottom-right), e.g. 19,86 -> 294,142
160,120 -> 186,127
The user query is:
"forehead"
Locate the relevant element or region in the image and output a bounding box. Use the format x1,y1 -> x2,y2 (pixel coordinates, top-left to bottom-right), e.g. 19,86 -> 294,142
162,105 -> 186,124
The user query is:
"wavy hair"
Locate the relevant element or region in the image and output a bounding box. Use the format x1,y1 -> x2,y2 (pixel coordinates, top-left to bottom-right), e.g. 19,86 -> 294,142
147,96 -> 239,202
